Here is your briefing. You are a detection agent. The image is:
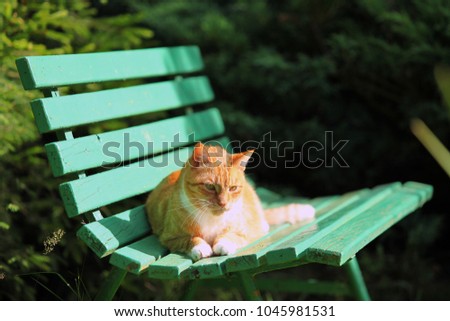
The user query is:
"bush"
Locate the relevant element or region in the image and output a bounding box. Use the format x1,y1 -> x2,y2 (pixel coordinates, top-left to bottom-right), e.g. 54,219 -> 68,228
130,0 -> 450,194
0,0 -> 153,300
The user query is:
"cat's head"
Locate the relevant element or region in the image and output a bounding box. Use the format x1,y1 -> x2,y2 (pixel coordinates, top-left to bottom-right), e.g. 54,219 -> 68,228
182,142 -> 254,215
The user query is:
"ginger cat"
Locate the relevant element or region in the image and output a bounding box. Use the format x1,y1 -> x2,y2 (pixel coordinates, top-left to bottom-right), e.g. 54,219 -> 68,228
146,142 -> 315,261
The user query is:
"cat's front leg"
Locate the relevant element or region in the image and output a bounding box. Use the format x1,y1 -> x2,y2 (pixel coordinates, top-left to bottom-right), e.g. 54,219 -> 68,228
189,236 -> 213,261
162,235 -> 212,261
213,233 -> 248,256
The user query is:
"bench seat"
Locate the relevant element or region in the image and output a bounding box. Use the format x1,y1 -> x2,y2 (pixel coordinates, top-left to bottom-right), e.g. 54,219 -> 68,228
78,181 -> 432,279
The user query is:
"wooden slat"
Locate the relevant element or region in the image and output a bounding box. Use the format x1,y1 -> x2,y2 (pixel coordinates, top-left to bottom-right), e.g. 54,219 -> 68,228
306,182 -> 433,266
263,183 -> 402,266
76,205 -> 149,258
225,184 -> 399,273
109,235 -> 168,274
31,76 -> 214,133
60,147 -> 190,217
147,254 -> 193,279
187,225 -> 290,280
221,189 -> 366,274
403,181 -> 433,204
46,108 -> 224,176
59,137 -> 230,217
16,46 -> 203,90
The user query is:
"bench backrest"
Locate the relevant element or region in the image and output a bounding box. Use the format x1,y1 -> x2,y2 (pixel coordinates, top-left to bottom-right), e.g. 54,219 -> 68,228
16,46 -> 227,258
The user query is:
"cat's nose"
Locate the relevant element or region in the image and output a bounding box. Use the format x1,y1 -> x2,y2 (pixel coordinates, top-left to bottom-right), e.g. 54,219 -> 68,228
217,195 -> 227,207
218,200 -> 227,208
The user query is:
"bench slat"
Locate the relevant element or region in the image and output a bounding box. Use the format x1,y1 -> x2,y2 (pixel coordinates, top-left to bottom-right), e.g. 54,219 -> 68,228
263,183 -> 401,266
31,76 -> 214,133
403,181 -> 433,204
46,108 -> 224,176
60,137 -> 230,217
109,235 -> 168,273
188,224 -> 290,279
60,147 -> 190,217
16,46 -> 203,90
145,254 -> 193,279
306,182 -> 433,266
222,188 -> 369,274
76,205 -> 149,258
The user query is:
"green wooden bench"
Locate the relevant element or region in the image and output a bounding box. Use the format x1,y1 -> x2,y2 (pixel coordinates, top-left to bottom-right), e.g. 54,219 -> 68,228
16,46 -> 433,300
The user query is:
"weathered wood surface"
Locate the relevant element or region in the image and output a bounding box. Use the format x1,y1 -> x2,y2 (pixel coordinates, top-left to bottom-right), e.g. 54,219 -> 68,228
31,76 -> 213,133
46,108 -> 223,176
16,46 -> 203,89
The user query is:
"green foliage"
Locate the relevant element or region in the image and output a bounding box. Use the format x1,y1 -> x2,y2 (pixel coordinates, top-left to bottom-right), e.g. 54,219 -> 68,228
130,0 -> 450,193
0,0 -> 153,300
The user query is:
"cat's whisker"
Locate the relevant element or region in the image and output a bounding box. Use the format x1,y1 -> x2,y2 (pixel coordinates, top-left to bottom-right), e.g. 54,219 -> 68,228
180,204 -> 210,228
168,200 -> 214,230
165,199 -> 203,212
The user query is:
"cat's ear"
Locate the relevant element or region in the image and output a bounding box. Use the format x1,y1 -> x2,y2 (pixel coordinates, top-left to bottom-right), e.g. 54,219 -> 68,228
189,142 -> 205,168
189,143 -> 227,168
231,149 -> 255,171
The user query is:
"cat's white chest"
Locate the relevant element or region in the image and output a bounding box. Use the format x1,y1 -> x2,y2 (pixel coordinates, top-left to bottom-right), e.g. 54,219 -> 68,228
180,185 -> 243,245
196,200 -> 243,244
196,214 -> 227,244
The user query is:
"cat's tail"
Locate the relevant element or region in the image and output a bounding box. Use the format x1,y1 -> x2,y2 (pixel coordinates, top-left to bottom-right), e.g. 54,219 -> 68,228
264,204 -> 315,225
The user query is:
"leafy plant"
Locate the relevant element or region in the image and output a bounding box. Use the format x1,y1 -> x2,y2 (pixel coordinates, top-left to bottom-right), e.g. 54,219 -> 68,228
0,0 -> 153,300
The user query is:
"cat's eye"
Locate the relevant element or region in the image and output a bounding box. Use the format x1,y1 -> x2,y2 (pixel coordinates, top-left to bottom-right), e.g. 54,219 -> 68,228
204,183 -> 216,192
229,186 -> 239,192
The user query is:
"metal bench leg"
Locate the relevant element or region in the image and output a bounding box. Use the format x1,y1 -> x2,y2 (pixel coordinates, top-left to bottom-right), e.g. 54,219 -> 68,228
237,272 -> 262,300
181,280 -> 202,300
95,267 -> 127,300
344,256 -> 371,300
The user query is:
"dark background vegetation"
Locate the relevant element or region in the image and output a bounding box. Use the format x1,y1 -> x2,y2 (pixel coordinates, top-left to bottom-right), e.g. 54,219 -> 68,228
1,0 -> 449,300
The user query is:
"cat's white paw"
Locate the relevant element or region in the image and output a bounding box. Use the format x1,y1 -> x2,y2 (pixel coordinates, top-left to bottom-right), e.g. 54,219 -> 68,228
287,204 -> 315,224
189,242 -> 213,261
213,239 -> 238,256
261,220 -> 270,233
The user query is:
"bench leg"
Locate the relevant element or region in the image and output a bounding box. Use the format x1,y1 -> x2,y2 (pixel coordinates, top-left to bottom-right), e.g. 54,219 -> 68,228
237,272 -> 262,300
181,280 -> 202,300
344,257 -> 371,300
95,267 -> 127,300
